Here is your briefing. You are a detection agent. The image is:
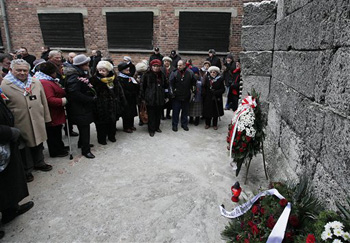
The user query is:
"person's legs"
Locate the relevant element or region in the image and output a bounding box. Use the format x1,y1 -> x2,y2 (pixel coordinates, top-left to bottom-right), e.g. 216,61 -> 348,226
77,124 -> 91,155
46,125 -> 65,156
155,106 -> 162,130
95,123 -> 107,145
180,101 -> 189,128
205,117 -> 211,126
107,121 -> 117,142
172,99 -> 181,129
213,117 -> 218,129
147,105 -> 156,133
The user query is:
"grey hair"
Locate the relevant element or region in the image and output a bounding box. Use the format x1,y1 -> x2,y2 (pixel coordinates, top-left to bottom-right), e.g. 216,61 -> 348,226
10,59 -> 30,69
48,50 -> 62,58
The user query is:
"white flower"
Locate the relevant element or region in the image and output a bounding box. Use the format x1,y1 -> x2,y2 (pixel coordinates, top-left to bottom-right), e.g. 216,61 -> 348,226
331,221 -> 344,230
332,239 -> 342,243
334,228 -> 344,237
322,230 -> 333,241
325,222 -> 332,231
342,232 -> 350,241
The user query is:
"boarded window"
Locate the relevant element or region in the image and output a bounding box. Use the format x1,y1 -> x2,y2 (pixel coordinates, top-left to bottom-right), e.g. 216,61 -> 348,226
38,13 -> 85,48
106,12 -> 153,50
179,12 -> 231,52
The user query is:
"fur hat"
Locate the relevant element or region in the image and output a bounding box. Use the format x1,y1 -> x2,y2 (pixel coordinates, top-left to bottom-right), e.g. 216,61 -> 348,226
96,61 -> 114,72
162,56 -> 172,62
73,54 -> 90,66
135,62 -> 148,73
117,62 -> 129,72
208,66 -> 220,74
150,59 -> 162,66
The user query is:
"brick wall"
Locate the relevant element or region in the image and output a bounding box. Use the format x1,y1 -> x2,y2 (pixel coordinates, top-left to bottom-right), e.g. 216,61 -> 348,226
0,0 -> 263,67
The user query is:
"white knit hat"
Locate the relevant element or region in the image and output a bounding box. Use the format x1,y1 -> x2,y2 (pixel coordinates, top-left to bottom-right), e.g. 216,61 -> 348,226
96,61 -> 114,71
135,62 -> 148,73
208,66 -> 220,74
162,56 -> 172,62
73,54 -> 90,66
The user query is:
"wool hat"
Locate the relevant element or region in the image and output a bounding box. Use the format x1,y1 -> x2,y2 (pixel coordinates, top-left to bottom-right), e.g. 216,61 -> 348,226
123,56 -> 132,63
208,66 -> 220,74
170,50 -> 176,56
162,56 -> 172,62
190,66 -> 199,74
73,54 -> 90,66
150,59 -> 162,66
226,53 -> 234,60
208,49 -> 216,54
135,62 -> 148,73
96,61 -> 114,72
117,62 -> 129,72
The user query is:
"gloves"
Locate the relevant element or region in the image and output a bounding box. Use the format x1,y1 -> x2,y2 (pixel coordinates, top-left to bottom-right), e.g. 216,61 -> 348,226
10,127 -> 21,142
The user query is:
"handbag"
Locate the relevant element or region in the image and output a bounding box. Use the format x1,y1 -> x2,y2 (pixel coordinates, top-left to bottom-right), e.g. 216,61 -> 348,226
139,102 -> 148,124
0,143 -> 11,172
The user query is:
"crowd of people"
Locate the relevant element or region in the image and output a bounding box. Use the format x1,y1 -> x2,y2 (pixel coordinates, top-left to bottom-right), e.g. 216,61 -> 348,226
0,46 -> 241,238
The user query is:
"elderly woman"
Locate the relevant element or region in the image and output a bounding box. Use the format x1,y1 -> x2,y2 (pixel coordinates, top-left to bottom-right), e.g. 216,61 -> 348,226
34,62 -> 68,157
91,61 -> 117,145
141,59 -> 167,137
117,62 -> 139,133
201,66 -> 225,130
161,56 -> 174,119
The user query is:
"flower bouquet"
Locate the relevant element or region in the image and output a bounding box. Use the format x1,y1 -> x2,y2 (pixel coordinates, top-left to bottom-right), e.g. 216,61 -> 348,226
227,89 -> 267,177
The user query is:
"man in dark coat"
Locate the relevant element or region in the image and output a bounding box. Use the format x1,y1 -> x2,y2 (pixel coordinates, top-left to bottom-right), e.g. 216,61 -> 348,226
149,47 -> 164,64
169,60 -> 196,132
65,54 -> 96,159
91,50 -> 102,75
18,47 -> 36,69
170,50 -> 181,68
0,93 -> 34,234
206,49 -> 222,70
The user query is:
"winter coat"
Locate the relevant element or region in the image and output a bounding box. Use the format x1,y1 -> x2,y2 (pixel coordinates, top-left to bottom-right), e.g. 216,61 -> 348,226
206,55 -> 222,70
227,68 -> 241,110
223,61 -> 236,87
0,97 -> 29,211
1,78 -> 51,147
170,54 -> 181,68
169,68 -> 196,102
90,73 -> 117,124
141,71 -> 167,106
40,79 -> 66,127
202,75 -> 225,118
149,53 -> 164,64
117,76 -> 139,118
65,65 -> 95,125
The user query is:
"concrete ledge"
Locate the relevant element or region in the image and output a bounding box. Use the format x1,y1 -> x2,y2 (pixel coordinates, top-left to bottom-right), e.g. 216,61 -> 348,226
102,7 -> 160,16
37,7 -> 88,16
51,47 -> 86,52
174,7 -> 237,17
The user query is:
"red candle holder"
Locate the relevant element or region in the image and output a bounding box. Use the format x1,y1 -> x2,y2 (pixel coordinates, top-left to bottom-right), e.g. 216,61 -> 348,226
231,181 -> 242,202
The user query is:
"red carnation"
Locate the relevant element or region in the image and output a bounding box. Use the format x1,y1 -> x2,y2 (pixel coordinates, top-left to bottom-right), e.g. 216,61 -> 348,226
251,224 -> 259,235
236,136 -> 241,141
246,136 -> 252,142
306,234 -> 316,243
248,221 -> 254,227
242,142 -> 247,148
237,131 -> 242,136
236,235 -> 241,241
260,207 -> 265,215
288,215 -> 300,228
233,142 -> 237,146
266,215 -> 276,229
244,239 -> 250,243
279,199 -> 288,207
252,205 -> 259,215
239,148 -> 245,153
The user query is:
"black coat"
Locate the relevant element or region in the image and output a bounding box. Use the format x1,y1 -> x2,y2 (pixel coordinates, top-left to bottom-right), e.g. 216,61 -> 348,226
169,68 -> 196,102
141,71 -> 167,106
91,74 -> 117,124
206,55 -> 222,70
202,75 -> 225,117
65,66 -> 95,125
170,54 -> 181,68
0,98 -> 28,211
118,76 -> 139,118
149,53 -> 164,64
223,61 -> 236,87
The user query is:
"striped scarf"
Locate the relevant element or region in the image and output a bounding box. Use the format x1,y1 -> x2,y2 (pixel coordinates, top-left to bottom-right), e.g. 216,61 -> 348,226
4,72 -> 33,95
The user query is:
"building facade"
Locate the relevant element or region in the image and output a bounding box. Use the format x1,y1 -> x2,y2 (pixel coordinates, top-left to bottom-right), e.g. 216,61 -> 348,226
0,0 -> 260,65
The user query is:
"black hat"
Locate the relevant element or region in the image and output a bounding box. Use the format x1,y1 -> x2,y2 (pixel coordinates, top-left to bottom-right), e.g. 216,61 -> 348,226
154,47 -> 160,52
39,62 -> 57,76
226,53 -> 234,60
117,62 -> 129,72
208,49 -> 216,54
171,50 -> 176,56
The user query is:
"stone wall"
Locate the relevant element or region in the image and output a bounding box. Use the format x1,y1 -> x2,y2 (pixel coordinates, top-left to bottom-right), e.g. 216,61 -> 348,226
241,0 -> 350,209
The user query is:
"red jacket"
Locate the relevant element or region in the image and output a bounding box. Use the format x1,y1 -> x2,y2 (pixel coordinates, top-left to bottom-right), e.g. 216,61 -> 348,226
40,79 -> 66,126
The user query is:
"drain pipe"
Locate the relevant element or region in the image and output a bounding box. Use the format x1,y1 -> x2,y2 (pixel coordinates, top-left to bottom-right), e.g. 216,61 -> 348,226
0,0 -> 11,52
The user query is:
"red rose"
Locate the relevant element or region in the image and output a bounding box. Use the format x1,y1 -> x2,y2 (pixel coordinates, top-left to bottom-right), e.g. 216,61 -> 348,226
266,215 -> 276,229
288,215 -> 300,228
246,136 -> 252,142
233,142 -> 237,146
260,207 -> 265,215
244,239 -> 250,243
279,199 -> 288,207
242,142 -> 247,148
236,235 -> 241,241
306,234 -> 316,243
237,131 -> 242,136
248,221 -> 254,227
237,136 -> 241,141
239,148 -> 245,153
252,205 -> 259,214
251,224 -> 259,235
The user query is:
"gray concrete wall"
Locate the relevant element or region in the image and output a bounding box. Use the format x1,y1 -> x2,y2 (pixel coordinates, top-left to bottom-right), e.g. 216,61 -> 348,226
241,0 -> 350,209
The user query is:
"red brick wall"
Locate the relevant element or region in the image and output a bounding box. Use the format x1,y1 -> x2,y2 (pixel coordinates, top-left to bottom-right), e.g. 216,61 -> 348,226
1,0 -> 263,67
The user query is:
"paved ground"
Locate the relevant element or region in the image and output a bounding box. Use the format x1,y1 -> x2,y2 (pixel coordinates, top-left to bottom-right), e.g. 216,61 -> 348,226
2,109 -> 269,243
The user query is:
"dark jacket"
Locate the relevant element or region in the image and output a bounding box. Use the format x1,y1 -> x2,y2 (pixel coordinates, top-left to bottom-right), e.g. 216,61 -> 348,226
202,75 -> 225,117
91,55 -> 102,76
149,53 -> 164,64
206,55 -> 222,70
118,76 -> 139,118
227,68 -> 241,111
223,61 -> 236,87
0,97 -> 29,211
170,54 -> 181,68
141,71 -> 167,106
23,54 -> 36,69
169,68 -> 196,102
90,73 -> 117,124
65,65 -> 95,125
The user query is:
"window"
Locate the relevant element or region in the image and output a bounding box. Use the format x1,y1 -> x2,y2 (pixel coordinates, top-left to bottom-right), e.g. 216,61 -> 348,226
106,12 -> 153,50
179,12 -> 231,52
38,13 -> 85,48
